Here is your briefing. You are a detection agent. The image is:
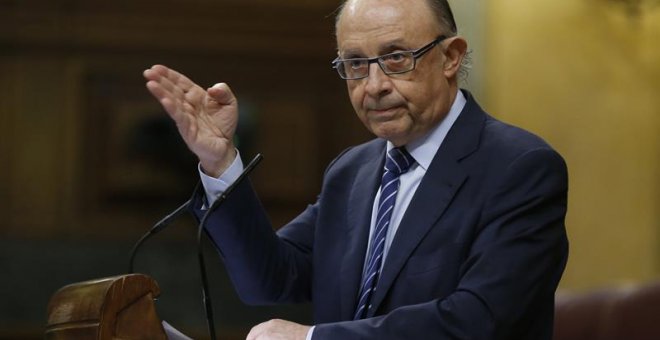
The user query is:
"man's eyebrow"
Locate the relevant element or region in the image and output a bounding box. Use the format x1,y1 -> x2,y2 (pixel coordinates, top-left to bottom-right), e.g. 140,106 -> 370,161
340,48 -> 364,58
379,39 -> 408,54
339,38 -> 409,58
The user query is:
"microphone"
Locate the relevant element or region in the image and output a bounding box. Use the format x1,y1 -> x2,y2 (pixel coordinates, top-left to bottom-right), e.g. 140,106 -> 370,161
127,153 -> 263,340
128,154 -> 263,274
196,153 -> 263,340
128,195 -> 194,274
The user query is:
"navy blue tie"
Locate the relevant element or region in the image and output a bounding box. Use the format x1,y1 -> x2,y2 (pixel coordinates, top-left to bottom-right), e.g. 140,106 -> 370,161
354,147 -> 416,320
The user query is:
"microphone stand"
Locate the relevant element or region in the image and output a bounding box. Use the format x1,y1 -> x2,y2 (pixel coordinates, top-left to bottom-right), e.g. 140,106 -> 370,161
128,196 -> 194,274
127,153 -> 263,340
196,154 -> 263,340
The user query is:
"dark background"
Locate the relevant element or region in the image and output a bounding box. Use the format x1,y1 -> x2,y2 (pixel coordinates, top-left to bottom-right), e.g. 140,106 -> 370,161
0,0 -> 371,338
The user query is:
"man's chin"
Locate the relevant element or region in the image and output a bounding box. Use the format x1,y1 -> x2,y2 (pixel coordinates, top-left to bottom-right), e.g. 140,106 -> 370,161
370,125 -> 411,146
366,106 -> 405,121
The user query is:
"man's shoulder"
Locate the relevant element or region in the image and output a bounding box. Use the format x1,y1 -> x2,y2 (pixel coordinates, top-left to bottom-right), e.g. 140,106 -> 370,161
448,92 -> 562,165
474,114 -> 567,177
483,116 -> 555,153
463,93 -> 554,152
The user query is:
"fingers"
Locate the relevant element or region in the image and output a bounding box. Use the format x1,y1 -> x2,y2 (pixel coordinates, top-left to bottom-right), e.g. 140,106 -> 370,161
144,65 -> 235,111
144,65 -> 207,120
207,82 -> 237,106
144,66 -> 189,101
144,66 -> 179,115
144,64 -> 196,94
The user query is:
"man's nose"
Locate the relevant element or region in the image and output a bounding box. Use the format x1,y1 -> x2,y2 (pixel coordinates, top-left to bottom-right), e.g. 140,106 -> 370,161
364,62 -> 393,97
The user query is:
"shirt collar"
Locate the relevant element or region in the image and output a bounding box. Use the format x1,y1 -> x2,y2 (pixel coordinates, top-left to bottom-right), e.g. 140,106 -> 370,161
386,89 -> 467,171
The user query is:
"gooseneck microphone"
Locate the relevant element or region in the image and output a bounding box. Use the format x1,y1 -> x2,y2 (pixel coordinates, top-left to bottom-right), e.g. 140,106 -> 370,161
197,153 -> 263,340
127,153 -> 263,340
128,196 -> 194,274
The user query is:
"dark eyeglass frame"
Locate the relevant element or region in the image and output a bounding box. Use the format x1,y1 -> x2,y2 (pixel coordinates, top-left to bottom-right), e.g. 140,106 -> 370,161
331,35 -> 448,80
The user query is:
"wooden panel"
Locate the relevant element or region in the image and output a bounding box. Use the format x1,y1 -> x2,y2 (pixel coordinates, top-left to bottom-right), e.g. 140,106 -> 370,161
0,0 -> 369,239
0,0 -> 338,58
5,58 -> 75,234
0,58 -> 16,230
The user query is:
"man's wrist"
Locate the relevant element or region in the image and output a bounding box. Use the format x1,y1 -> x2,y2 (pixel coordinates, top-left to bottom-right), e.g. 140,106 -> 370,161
199,150 -> 243,207
200,148 -> 237,178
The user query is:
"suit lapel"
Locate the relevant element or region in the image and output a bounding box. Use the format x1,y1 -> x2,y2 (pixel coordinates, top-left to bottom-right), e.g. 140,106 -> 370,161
366,153 -> 467,315
339,142 -> 385,320
367,91 -> 485,315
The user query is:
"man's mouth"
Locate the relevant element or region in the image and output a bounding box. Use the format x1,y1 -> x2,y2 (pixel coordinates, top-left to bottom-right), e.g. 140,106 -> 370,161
368,105 -> 401,115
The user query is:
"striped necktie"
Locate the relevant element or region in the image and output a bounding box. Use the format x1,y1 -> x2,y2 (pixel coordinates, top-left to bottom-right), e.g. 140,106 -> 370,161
354,146 -> 416,320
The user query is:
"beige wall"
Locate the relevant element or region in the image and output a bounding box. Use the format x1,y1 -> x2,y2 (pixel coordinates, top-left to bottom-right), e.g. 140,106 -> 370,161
485,0 -> 660,290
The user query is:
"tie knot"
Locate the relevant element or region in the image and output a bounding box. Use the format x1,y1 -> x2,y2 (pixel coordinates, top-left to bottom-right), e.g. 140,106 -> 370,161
385,147 -> 415,175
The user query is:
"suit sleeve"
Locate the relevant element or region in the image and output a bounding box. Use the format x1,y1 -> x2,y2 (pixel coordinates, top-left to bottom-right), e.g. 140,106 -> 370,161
191,178 -> 318,304
191,148 -> 353,305
312,147 -> 569,339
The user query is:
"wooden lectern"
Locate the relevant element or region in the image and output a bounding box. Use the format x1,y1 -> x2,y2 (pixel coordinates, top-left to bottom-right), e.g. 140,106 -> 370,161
45,274 -> 167,340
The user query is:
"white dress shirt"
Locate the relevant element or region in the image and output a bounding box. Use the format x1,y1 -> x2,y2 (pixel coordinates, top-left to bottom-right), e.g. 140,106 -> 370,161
363,90 -> 466,271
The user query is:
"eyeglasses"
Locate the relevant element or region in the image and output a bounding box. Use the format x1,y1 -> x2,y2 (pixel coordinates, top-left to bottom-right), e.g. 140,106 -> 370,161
331,36 -> 447,80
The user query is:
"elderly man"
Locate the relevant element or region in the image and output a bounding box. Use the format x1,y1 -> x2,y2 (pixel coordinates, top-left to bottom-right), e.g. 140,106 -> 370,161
143,0 -> 568,339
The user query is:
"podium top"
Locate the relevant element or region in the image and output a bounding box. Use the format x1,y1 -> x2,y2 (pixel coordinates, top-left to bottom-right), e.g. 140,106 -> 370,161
46,274 -> 166,340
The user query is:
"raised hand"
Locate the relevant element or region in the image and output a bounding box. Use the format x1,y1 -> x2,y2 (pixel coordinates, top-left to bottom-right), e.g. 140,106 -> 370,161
143,64 -> 238,177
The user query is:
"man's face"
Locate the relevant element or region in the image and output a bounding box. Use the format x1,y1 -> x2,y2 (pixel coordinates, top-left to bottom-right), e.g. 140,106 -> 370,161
336,0 -> 456,146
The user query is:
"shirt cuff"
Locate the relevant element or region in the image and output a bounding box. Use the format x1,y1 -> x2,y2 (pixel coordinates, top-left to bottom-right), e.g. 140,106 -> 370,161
305,326 -> 315,340
198,151 -> 244,207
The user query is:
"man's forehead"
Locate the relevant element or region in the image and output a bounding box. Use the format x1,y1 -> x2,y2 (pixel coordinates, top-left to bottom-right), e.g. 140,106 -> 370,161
339,1 -> 400,28
342,0 -> 427,11
337,0 -> 434,33
336,0 -> 437,51
339,0 -> 430,16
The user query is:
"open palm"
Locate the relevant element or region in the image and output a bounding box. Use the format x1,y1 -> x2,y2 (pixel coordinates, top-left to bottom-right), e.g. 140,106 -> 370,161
144,65 -> 238,177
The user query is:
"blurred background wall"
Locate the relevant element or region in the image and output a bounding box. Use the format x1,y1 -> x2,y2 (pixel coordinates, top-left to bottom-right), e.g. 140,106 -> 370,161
0,0 -> 658,338
486,0 -> 660,289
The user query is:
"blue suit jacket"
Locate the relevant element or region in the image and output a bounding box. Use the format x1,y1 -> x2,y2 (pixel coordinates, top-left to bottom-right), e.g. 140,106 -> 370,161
195,91 -> 569,339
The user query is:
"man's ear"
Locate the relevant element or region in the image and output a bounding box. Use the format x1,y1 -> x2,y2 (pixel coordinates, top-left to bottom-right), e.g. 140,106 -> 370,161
442,36 -> 468,78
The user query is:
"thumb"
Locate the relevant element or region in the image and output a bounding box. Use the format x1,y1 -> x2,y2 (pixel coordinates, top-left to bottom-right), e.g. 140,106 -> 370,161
207,82 -> 237,106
